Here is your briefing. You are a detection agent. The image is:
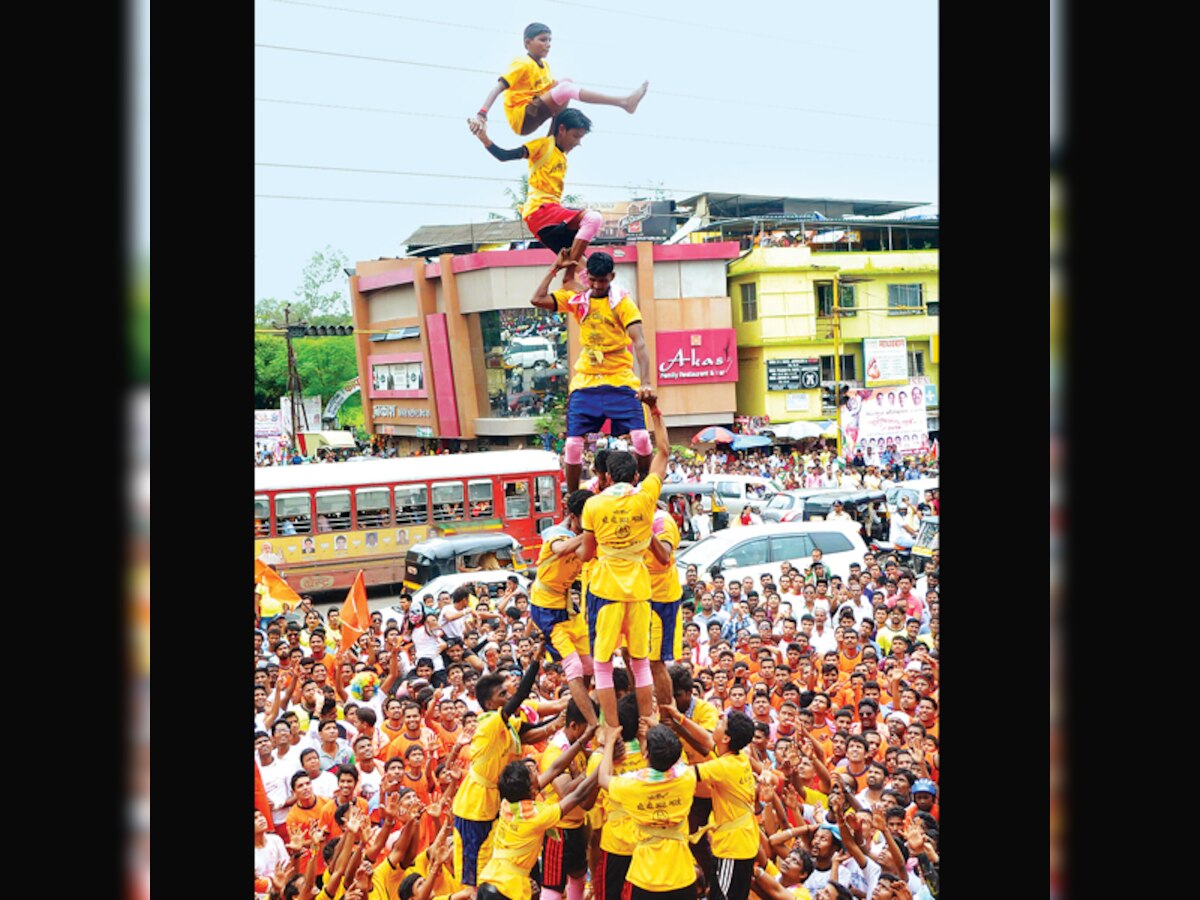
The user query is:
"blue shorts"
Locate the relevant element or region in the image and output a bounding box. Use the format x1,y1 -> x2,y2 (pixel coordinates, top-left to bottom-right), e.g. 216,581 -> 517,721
566,385 -> 647,438
455,815 -> 496,886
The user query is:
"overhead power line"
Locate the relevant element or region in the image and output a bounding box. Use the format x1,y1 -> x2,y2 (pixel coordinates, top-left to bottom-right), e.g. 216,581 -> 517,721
254,45 -> 936,128
255,98 -> 934,164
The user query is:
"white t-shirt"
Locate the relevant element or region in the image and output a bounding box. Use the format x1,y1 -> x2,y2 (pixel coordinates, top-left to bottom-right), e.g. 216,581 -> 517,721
356,762 -> 384,805
411,626 -> 446,671
258,757 -> 291,825
254,833 -> 289,878
439,605 -> 470,642
311,769 -> 339,800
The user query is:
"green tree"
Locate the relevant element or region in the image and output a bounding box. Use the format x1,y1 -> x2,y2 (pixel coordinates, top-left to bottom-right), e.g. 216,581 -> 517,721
293,336 -> 359,403
254,246 -> 351,327
488,175 -> 583,221
254,334 -> 289,409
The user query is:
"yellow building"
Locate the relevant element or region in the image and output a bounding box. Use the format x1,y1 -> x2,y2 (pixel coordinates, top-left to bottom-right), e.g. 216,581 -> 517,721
729,246 -> 939,431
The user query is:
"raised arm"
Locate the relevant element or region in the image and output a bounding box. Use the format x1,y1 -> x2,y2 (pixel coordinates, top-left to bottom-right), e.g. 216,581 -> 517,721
659,702 -> 715,757
626,323 -> 656,409
502,638 -> 545,720
532,255 -> 569,311
597,725 -> 620,790
537,723 -> 598,789
556,767 -> 601,817
470,121 -> 527,162
469,80 -> 508,133
647,406 -> 669,481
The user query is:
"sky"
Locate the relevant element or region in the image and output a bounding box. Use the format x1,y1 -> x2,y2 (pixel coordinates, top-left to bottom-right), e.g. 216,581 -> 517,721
254,0 -> 938,306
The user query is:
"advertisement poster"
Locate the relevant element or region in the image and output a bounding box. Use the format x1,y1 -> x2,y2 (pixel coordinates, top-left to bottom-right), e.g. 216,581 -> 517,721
655,329 -> 738,385
254,409 -> 283,439
839,383 -> 929,457
280,396 -> 324,438
863,337 -> 908,387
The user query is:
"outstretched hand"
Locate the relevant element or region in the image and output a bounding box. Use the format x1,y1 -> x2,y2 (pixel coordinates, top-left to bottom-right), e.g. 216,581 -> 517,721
468,118 -> 490,143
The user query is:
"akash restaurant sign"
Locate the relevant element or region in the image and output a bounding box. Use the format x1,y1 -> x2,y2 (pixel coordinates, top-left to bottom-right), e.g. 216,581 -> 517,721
655,329 -> 739,385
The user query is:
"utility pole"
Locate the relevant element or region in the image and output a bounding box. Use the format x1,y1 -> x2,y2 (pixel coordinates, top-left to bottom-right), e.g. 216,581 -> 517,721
283,304 -> 307,450
832,283 -> 843,460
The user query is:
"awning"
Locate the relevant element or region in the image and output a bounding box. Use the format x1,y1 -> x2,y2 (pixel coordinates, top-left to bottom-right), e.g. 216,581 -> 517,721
297,431 -> 358,454
731,434 -> 773,450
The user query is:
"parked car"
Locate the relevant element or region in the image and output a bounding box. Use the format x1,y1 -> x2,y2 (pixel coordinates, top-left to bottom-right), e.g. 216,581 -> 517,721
385,571 -> 533,617
674,521 -> 868,587
760,487 -> 848,523
504,337 -> 558,369
696,473 -> 784,517
658,482 -> 729,542
763,489 -> 889,543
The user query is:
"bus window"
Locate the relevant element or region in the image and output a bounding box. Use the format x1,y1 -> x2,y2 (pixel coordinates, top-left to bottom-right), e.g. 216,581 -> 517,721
275,493 -> 313,535
356,488 -> 392,529
504,480 -> 530,519
468,480 -> 494,518
535,475 -> 557,514
432,482 -> 465,522
395,485 -> 429,525
316,490 -> 352,532
536,516 -> 554,535
255,495 -> 271,537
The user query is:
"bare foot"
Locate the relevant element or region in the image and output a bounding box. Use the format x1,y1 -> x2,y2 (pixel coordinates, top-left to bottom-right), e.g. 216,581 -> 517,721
624,81 -> 648,114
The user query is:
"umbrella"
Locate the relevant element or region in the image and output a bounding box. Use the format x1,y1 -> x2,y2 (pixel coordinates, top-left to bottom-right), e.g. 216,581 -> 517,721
692,426 -> 737,444
769,420 -> 825,441
731,434 -> 773,451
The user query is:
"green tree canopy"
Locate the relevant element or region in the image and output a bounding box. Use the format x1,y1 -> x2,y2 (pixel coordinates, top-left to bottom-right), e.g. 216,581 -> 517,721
255,246 -> 352,327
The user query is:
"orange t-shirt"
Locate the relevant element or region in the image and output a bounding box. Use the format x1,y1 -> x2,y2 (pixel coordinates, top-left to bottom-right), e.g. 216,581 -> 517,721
318,796 -> 369,839
430,720 -> 463,758
384,730 -> 433,765
834,763 -> 870,792
379,719 -> 408,745
286,797 -> 333,873
836,649 -> 863,676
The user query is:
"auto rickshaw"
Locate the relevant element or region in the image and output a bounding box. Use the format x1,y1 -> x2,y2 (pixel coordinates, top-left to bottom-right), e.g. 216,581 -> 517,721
403,533 -> 528,592
911,515 -> 939,575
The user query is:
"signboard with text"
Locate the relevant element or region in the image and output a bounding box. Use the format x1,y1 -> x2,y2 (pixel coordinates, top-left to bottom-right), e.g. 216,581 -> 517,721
655,329 -> 738,385
767,358 -> 821,391
863,338 -> 908,387
840,383 -> 930,458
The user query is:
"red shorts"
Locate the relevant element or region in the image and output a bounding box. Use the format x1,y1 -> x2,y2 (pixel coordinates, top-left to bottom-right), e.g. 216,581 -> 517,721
526,203 -> 582,235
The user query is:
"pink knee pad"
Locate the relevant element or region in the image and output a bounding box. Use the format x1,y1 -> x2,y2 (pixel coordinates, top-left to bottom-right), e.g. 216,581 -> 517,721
548,79 -> 581,106
629,428 -> 652,456
580,654 -> 594,676
594,659 -> 614,690
564,435 -> 585,465
561,652 -> 584,681
575,209 -> 603,243
630,656 -> 653,688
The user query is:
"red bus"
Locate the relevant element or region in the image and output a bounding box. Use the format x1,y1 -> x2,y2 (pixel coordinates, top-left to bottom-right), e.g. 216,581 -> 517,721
254,449 -> 563,594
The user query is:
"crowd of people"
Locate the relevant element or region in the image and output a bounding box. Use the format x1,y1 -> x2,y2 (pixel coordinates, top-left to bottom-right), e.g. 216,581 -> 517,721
254,447 -> 942,900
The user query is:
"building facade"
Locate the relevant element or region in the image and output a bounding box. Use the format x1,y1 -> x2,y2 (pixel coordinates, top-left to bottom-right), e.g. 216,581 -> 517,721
728,246 -> 939,437
347,242 -> 743,451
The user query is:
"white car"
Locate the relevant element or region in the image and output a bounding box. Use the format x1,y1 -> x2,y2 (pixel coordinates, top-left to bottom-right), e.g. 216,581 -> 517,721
885,477 -> 938,514
674,521 -> 868,586
402,571 -> 532,611
504,337 -> 558,369
696,474 -> 784,517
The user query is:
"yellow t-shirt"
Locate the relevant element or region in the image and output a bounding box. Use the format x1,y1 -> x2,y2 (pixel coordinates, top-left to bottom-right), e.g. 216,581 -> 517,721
582,475 -> 663,602
451,709 -> 522,821
690,697 -> 722,732
587,740 -> 647,852
531,526 -> 582,611
696,753 -> 759,860
608,762 -> 697,891
400,848 -> 461,897
552,288 -> 644,392
502,55 -> 554,127
646,510 -> 683,604
540,732 -> 587,828
522,136 -> 567,220
477,799 -> 562,900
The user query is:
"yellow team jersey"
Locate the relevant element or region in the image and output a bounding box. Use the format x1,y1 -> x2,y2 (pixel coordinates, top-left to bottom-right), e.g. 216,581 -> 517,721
581,475 -> 662,602
451,709 -> 522,821
552,288 -> 644,392
401,848 -> 461,898
540,732 -> 587,828
586,740 -> 647,853
522,136 -> 567,220
531,526 -> 582,611
696,753 -> 759,861
477,799 -> 562,900
646,510 -> 683,603
608,762 -> 697,891
502,55 -> 554,131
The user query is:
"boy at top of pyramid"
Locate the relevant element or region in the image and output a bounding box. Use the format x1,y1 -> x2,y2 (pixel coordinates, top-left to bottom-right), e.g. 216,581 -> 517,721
468,22 -> 648,138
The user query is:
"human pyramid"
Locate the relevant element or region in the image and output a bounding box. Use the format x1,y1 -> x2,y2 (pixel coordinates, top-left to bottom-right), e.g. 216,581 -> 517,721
256,23 -> 938,900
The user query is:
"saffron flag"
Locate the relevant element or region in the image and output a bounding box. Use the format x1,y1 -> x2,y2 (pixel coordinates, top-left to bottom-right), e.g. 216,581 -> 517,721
339,570 -> 370,652
255,759 -> 273,824
255,558 -> 302,614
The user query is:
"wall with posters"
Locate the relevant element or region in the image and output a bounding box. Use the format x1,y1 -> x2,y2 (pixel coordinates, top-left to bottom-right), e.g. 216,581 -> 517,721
840,384 -> 930,457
